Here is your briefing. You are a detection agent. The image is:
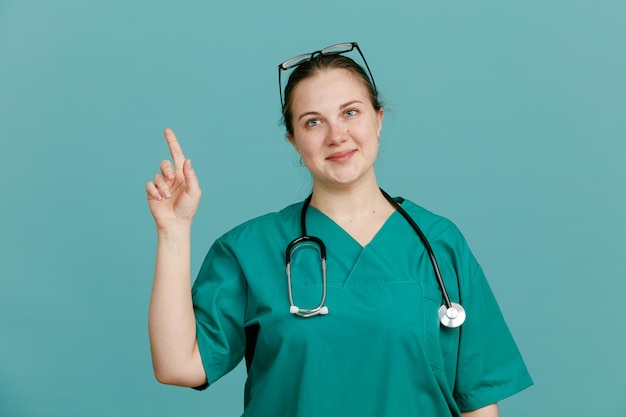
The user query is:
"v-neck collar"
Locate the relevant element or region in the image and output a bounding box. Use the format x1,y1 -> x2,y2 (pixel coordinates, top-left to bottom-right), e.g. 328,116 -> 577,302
303,202 -> 411,288
305,204 -> 402,250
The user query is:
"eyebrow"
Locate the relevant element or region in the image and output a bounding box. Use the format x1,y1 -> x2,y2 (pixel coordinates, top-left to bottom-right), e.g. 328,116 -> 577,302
297,100 -> 364,121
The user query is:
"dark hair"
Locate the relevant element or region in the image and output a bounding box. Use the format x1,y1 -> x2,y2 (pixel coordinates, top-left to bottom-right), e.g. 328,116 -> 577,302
281,54 -> 382,135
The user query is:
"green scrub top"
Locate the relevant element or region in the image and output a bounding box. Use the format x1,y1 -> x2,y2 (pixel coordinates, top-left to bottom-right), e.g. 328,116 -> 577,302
192,198 -> 532,416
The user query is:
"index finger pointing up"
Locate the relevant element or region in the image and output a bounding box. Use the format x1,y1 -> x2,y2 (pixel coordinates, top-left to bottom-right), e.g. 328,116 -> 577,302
163,128 -> 186,170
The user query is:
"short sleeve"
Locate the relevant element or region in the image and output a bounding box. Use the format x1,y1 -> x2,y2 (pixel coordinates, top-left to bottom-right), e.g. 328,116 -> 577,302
453,262 -> 533,411
192,238 -> 247,386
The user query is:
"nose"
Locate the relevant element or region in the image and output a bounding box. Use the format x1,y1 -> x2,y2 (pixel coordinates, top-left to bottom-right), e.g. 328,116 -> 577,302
325,122 -> 348,145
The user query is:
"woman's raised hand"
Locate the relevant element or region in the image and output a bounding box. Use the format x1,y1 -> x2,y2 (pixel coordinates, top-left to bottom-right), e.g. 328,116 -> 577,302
146,128 -> 202,230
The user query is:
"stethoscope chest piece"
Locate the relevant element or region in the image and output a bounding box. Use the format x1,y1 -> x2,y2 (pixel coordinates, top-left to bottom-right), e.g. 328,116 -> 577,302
438,303 -> 466,328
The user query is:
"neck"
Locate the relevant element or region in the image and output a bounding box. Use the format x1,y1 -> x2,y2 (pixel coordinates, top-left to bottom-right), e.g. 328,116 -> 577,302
309,178 -> 389,218
308,178 -> 396,247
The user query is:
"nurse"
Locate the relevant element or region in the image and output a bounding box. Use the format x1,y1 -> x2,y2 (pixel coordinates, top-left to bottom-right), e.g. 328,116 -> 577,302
146,43 -> 532,416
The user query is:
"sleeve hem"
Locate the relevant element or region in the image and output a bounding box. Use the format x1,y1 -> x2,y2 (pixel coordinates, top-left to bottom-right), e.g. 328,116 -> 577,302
191,381 -> 209,391
456,377 -> 534,412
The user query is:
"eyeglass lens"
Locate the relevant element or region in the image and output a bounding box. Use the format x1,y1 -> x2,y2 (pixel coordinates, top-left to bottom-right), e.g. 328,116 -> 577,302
320,43 -> 354,55
281,54 -> 314,70
281,43 -> 355,70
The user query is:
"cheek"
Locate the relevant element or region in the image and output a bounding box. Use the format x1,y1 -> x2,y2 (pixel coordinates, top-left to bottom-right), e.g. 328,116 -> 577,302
299,141 -> 320,159
353,124 -> 379,144
293,130 -> 326,152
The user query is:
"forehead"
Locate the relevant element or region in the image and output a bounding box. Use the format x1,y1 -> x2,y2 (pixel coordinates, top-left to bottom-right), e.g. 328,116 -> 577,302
290,68 -> 371,109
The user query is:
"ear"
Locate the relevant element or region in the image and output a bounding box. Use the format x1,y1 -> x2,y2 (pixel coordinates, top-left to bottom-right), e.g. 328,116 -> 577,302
286,133 -> 299,152
376,108 -> 384,136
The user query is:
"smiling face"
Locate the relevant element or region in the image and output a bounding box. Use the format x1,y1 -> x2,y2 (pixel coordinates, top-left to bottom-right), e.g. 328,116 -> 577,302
286,68 -> 384,191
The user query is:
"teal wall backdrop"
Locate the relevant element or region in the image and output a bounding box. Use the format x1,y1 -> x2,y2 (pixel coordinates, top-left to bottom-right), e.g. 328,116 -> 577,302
1,0 -> 624,416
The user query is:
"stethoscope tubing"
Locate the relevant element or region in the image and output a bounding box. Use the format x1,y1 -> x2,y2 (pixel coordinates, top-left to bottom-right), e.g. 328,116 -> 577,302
285,235 -> 329,317
378,189 -> 453,309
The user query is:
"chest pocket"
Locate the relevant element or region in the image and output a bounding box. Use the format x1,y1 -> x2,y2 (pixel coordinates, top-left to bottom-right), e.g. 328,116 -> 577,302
421,281 -> 460,370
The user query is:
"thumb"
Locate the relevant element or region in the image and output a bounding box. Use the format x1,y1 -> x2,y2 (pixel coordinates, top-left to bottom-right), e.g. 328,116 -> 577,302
182,159 -> 201,195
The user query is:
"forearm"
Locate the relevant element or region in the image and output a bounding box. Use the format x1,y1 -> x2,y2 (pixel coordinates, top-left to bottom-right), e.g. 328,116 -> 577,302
461,403 -> 498,417
148,226 -> 205,386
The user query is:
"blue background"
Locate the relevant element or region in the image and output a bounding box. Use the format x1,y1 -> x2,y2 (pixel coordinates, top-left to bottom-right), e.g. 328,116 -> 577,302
1,1 -> 624,416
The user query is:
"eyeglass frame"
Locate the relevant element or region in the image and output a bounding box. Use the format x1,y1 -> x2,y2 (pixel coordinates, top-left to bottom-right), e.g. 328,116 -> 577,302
278,42 -> 378,110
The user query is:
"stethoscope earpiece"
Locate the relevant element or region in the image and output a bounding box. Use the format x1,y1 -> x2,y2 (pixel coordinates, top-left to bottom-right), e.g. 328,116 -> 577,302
289,305 -> 330,317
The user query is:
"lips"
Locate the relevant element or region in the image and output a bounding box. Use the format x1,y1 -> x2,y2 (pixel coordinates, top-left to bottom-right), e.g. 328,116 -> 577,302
326,149 -> 356,162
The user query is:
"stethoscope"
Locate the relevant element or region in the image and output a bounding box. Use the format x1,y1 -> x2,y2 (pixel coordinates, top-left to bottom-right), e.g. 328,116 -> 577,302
285,189 -> 466,328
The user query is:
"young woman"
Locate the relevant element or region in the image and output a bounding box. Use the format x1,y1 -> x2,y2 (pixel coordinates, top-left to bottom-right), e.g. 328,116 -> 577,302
146,42 -> 532,417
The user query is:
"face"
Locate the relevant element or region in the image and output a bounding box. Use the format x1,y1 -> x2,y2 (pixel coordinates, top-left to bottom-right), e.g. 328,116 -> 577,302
286,69 -> 384,190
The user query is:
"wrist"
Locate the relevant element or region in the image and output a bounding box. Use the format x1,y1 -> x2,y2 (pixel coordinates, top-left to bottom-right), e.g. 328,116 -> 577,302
156,223 -> 193,239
